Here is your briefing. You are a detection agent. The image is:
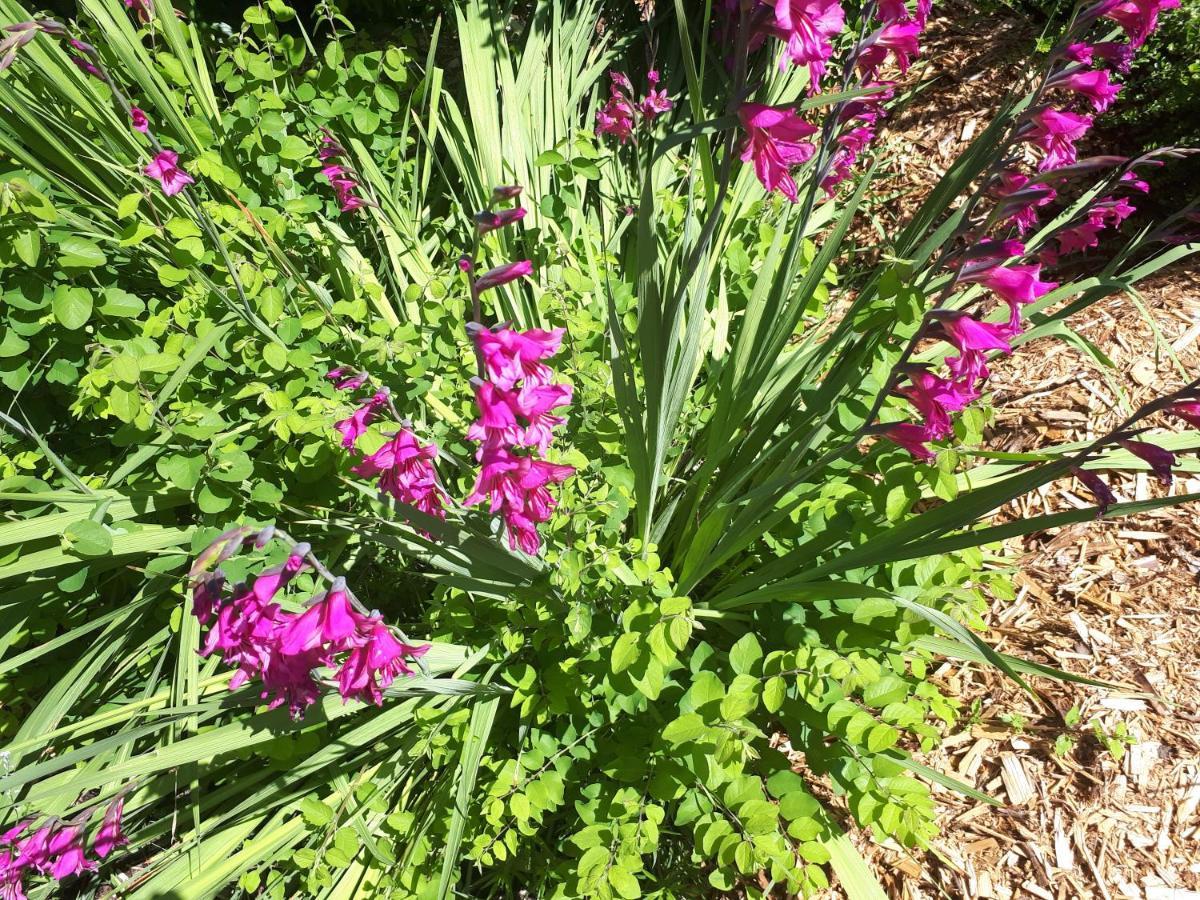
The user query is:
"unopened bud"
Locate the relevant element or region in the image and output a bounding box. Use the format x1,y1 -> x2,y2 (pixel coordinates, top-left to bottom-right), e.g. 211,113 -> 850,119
491,184 -> 523,201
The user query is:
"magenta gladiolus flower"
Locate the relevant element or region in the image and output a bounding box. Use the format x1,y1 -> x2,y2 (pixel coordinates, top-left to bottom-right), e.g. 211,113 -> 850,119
1092,41 -> 1136,72
475,207 -> 527,234
1050,67 -> 1122,112
959,263 -> 1058,329
994,171 -> 1057,234
738,103 -> 818,202
1118,439 -> 1176,485
335,390 -> 389,449
1089,195 -> 1136,227
1057,222 -> 1104,256
129,106 -> 149,133
639,88 -> 674,120
15,824 -> 54,873
46,826 -> 93,880
1064,42 -> 1095,64
474,260 -> 533,293
596,79 -> 636,143
929,310 -> 1013,354
511,382 -> 574,454
471,324 -> 564,389
1027,107 -> 1093,171
338,621 -> 428,705
351,429 -> 447,518
467,380 -> 521,452
1101,0 -> 1179,46
144,149 -> 194,196
1167,401 -> 1200,428
325,367 -> 368,391
770,0 -> 846,89
1073,467 -> 1117,513
857,20 -> 922,80
492,184 -> 523,201
879,422 -> 936,461
465,448 -> 575,553
92,799 -> 126,859
280,584 -> 362,655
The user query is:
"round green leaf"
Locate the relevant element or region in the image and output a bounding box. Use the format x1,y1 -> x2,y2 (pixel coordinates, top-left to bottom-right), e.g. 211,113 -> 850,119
52,286 -> 93,330
63,519 -> 113,557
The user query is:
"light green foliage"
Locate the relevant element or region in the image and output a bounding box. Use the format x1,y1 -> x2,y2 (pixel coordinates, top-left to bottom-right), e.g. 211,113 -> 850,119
0,0 -> 1196,898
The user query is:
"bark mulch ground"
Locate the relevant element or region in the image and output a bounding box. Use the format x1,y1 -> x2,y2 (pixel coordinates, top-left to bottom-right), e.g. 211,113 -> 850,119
822,4 -> 1200,897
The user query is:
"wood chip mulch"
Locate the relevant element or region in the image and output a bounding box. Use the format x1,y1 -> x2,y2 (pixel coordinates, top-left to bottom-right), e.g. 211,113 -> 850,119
818,2 -> 1200,897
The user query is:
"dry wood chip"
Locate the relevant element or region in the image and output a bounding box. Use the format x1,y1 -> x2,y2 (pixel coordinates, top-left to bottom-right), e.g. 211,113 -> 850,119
1000,753 -> 1035,806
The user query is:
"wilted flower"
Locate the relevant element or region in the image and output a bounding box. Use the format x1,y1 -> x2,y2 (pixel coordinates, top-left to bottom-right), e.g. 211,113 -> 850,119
1073,466 -> 1117,513
1118,438 -> 1176,485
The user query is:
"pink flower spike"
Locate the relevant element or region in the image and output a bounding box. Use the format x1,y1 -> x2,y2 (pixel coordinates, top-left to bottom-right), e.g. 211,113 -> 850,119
1118,439 -> 1176,485
1073,467 -> 1116,514
879,422 -> 937,462
144,149 -> 194,197
738,103 -> 818,202
92,798 -> 127,859
475,260 -> 533,293
130,106 -> 149,133
1167,401 -> 1200,429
